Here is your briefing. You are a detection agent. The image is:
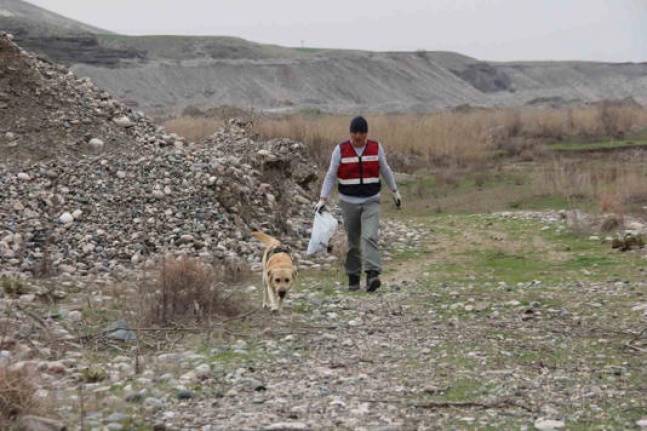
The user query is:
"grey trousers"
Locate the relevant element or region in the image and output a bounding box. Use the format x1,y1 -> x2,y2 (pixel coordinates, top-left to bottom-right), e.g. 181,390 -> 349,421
339,200 -> 381,276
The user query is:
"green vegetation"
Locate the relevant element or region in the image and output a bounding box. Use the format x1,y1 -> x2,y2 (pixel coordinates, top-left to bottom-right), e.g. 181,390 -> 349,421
547,139 -> 647,151
381,212 -> 644,286
96,34 -> 130,40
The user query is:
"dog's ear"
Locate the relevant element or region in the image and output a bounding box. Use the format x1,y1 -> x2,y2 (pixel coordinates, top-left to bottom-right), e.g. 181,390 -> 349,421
292,269 -> 298,282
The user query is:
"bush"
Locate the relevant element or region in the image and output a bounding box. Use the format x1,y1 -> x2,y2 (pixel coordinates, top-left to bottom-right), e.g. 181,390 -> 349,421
181,105 -> 205,117
134,256 -> 247,325
0,365 -> 38,426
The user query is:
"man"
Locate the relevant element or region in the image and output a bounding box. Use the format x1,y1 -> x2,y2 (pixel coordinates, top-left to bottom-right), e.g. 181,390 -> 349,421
315,116 -> 401,292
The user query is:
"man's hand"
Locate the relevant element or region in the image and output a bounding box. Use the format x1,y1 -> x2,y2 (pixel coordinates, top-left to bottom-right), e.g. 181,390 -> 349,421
392,190 -> 402,209
314,199 -> 327,214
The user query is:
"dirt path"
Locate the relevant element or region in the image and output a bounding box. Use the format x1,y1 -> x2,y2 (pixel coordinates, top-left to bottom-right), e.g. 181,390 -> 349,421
148,221 -> 646,430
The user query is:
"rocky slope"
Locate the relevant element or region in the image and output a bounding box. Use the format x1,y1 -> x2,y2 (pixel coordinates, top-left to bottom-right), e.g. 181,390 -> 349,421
63,39 -> 647,116
2,0 -> 646,116
0,0 -> 110,34
0,32 -> 326,278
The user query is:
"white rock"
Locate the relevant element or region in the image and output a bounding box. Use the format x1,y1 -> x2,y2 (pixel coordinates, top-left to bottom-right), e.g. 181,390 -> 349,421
113,116 -> 132,127
534,418 -> 565,430
88,138 -> 104,151
59,212 -> 74,224
17,172 -> 30,181
58,264 -> 76,274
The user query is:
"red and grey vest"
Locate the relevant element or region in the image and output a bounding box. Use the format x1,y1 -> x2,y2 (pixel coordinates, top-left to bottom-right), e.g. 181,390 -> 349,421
337,140 -> 381,197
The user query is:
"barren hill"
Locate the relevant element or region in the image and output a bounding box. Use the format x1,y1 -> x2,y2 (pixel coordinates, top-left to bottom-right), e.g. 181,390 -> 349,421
2,0 -> 647,115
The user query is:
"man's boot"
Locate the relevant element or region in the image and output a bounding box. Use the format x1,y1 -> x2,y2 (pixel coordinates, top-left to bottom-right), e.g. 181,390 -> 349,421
366,270 -> 381,292
348,274 -> 361,291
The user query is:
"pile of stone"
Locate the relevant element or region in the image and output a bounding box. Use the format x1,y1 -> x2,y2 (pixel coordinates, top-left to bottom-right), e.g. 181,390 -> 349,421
0,33 -> 322,276
0,123 -> 321,276
0,32 -> 182,168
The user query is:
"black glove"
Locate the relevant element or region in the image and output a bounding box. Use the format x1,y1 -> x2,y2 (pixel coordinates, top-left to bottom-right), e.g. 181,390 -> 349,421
314,200 -> 326,214
393,191 -> 402,209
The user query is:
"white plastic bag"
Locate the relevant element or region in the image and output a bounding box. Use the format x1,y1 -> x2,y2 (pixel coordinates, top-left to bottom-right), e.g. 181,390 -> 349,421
307,211 -> 339,255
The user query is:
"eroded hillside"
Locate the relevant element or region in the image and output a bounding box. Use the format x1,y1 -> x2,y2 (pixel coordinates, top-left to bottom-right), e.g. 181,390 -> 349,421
2,0 -> 645,116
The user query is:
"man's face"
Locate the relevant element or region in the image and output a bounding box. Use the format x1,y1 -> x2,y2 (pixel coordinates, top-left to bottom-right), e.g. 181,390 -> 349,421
350,131 -> 367,146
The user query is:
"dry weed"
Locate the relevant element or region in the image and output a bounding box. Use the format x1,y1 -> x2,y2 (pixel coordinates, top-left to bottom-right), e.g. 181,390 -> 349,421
0,365 -> 39,426
132,256 -> 247,326
163,106 -> 647,171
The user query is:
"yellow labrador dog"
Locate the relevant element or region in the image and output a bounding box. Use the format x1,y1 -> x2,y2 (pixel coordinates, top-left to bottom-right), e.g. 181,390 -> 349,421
252,232 -> 297,312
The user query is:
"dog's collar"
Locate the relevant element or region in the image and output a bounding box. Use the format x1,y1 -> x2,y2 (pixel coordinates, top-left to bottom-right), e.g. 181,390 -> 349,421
268,245 -> 291,256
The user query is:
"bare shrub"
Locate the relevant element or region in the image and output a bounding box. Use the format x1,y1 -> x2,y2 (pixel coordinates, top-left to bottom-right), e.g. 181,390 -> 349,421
0,365 -> 38,426
597,190 -> 621,213
598,103 -> 619,137
600,214 -> 624,233
501,108 -> 523,137
181,105 -> 205,117
412,177 -> 429,199
134,256 -> 247,326
1,276 -> 27,297
434,167 -> 461,188
495,136 -> 541,158
474,171 -> 490,189
596,103 -> 634,138
534,110 -> 567,141
538,160 -> 591,205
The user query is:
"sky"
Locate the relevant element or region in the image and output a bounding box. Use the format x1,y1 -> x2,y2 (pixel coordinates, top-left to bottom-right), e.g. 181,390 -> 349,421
26,0 -> 647,62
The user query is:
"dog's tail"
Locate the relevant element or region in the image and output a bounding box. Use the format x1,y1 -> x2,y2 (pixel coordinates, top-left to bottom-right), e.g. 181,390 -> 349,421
251,231 -> 281,248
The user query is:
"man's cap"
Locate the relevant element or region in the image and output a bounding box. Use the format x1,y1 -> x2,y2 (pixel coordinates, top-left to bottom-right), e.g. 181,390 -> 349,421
349,116 -> 368,133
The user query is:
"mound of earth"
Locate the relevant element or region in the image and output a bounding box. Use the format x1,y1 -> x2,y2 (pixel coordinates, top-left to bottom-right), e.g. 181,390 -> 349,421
0,32 -> 167,167
0,33 -> 326,277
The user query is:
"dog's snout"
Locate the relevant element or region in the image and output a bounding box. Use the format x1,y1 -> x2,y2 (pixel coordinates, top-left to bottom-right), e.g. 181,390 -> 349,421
278,289 -> 287,298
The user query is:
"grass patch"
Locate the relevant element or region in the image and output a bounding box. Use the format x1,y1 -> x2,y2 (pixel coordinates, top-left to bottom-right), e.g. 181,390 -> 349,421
509,194 -> 573,210
424,378 -> 486,402
407,214 -> 645,285
96,34 -> 131,40
547,140 -> 647,151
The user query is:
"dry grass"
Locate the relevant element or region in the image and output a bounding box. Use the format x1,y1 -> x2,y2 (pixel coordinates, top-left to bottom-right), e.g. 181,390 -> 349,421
163,105 -> 647,215
0,365 -> 38,426
536,159 -> 647,214
164,105 -> 647,168
131,256 -> 248,326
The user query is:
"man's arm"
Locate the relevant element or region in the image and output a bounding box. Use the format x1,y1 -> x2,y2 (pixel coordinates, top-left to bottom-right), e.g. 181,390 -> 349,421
319,145 -> 341,200
378,144 -> 398,192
